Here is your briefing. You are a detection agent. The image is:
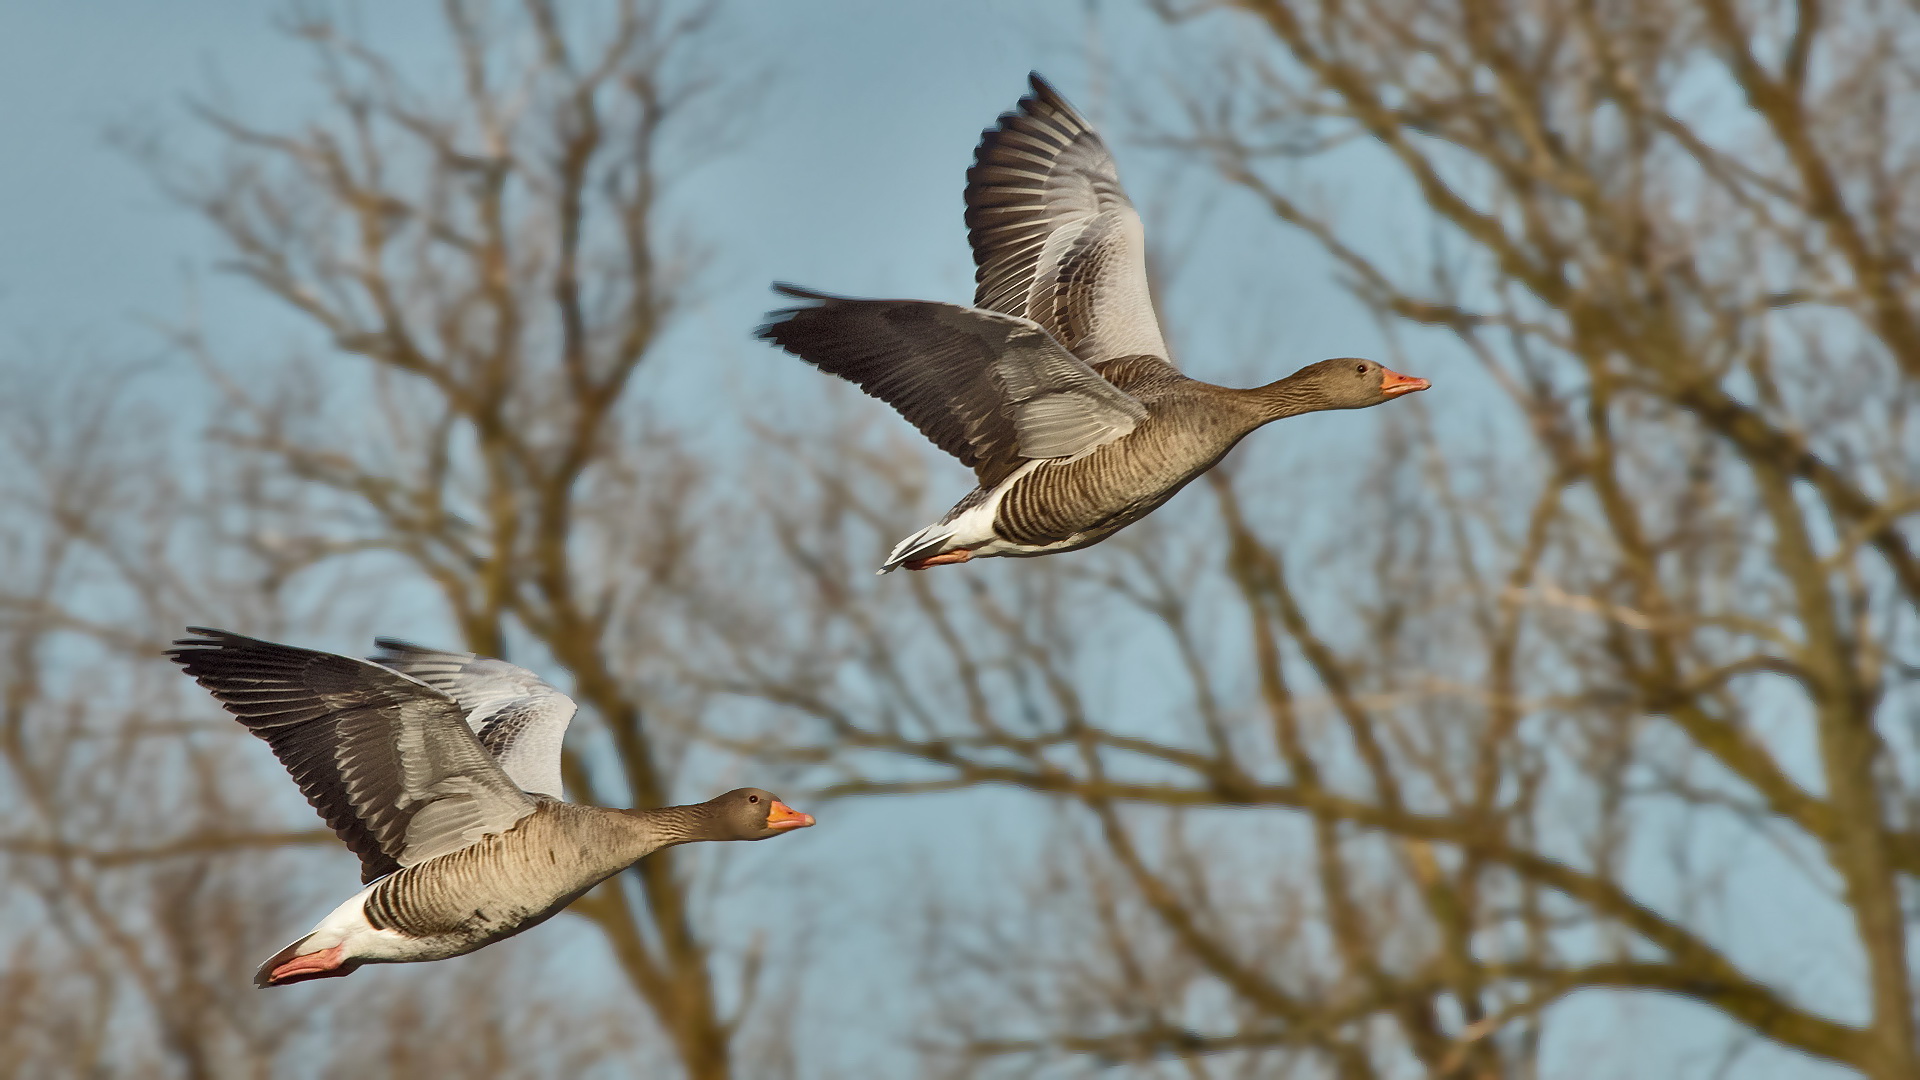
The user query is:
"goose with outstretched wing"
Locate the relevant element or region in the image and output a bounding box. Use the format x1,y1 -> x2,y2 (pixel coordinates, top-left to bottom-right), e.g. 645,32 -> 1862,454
761,74 -> 1428,572
170,629 -> 812,987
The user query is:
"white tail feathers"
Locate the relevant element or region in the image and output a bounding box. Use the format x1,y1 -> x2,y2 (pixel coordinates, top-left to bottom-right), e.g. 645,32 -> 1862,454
879,523 -> 957,574
254,933 -> 319,987
879,465 -> 1039,572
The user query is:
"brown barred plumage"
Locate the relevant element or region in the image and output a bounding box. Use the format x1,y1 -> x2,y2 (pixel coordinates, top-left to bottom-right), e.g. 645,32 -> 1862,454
362,803 -> 652,955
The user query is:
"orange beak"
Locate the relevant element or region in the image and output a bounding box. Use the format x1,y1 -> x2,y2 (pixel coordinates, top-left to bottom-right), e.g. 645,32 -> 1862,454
765,801 -> 815,831
1379,367 -> 1431,398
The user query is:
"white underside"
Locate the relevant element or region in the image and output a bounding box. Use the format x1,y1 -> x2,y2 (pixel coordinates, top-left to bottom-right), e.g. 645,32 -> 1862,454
881,460 -> 1081,572
274,880 -> 433,967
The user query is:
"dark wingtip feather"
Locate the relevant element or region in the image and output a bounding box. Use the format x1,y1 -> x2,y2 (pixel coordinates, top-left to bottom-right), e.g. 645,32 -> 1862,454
1027,71 -> 1061,102
167,626 -> 245,664
370,636 -> 429,655
168,627 -> 293,659
1003,71 -> 1079,131
769,282 -> 844,308
173,625 -> 232,647
757,283 -> 842,344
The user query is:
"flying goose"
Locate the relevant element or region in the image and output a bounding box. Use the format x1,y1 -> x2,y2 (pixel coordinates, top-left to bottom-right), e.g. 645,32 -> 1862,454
760,74 -> 1429,573
168,628 -> 813,987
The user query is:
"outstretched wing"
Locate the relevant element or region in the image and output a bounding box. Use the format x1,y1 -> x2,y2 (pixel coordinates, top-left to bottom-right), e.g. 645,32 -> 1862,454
369,640 -> 575,799
967,73 -> 1170,366
759,286 -> 1148,488
169,628 -> 538,883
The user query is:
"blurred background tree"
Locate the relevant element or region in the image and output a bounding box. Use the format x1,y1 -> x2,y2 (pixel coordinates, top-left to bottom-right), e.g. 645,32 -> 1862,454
147,4 -> 761,1072
3,2 -> 788,1077
1,1 -> 1915,1078
713,1 -> 1920,1077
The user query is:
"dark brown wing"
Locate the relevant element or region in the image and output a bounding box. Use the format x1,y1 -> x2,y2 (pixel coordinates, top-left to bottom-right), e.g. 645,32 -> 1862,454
170,628 -> 536,883
966,73 -> 1170,366
759,285 -> 1148,488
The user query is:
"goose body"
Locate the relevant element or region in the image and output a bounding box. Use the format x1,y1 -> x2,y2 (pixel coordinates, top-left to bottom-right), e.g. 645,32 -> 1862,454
885,356 -> 1270,567
169,629 -> 813,987
761,75 -> 1429,573
265,803 -> 681,979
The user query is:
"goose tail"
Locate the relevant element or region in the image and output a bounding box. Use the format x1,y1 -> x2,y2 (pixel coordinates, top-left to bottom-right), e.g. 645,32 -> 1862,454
881,482 -> 1020,573
254,932 -> 360,988
879,523 -> 955,575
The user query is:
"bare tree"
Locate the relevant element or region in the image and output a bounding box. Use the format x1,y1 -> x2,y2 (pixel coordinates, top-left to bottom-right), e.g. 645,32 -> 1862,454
697,2 -> 1920,1077
148,1 -> 782,1076
0,359 -> 673,1078
7,1 -> 1914,1076
0,1 -> 794,1078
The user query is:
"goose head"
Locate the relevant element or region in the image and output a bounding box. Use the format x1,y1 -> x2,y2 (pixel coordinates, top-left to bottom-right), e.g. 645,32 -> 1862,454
702,787 -> 816,840
1286,358 -> 1430,410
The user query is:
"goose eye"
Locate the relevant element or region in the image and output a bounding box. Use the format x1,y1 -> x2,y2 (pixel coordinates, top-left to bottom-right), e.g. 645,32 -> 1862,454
748,794 -> 760,804
1355,363 -> 1368,375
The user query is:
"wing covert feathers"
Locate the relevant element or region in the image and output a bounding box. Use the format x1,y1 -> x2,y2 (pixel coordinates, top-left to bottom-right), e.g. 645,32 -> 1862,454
759,286 -> 1145,487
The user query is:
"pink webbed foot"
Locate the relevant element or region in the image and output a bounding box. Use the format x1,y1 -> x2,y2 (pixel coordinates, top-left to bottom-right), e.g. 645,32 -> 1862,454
264,944 -> 353,987
903,549 -> 975,571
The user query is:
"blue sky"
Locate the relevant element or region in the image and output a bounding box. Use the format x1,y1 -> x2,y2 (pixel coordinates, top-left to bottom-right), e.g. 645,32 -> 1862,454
0,1 -> 1385,405
0,3 -> 1855,1078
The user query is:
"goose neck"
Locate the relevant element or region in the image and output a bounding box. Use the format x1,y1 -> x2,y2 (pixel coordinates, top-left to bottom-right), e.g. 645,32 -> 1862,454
624,803 -> 716,848
1253,375 -> 1326,422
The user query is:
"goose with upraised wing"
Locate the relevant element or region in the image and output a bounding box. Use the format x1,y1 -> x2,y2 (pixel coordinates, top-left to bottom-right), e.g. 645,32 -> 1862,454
760,74 -> 1428,573
170,628 -> 813,987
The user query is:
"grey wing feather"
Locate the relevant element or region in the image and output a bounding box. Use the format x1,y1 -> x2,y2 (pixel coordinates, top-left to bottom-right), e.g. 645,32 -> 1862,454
169,629 -> 537,883
1014,391 -> 1143,459
369,640 -> 575,800
966,73 -> 1170,366
758,287 -> 1147,488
